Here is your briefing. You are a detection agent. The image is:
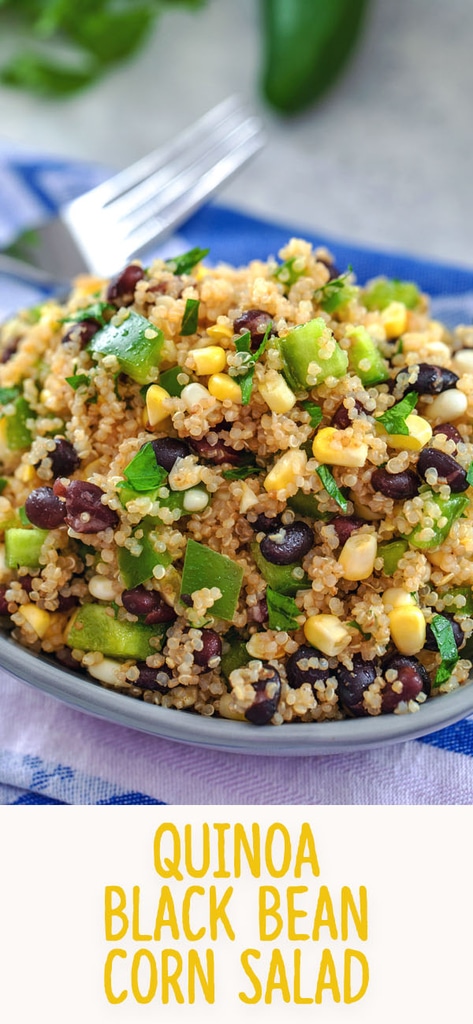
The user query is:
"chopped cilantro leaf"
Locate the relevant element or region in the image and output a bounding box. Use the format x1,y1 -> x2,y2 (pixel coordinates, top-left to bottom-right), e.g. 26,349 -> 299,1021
0,478 -> 7,494
180,298 -> 200,336
123,442 -> 168,492
61,301 -> 112,326
314,270 -> 357,314
266,588 -> 300,631
18,505 -> 31,526
467,462 -> 473,486
66,373 -> 90,390
301,400 -> 323,429
376,392 -> 418,435
430,614 -> 459,687
0,386 -> 20,405
316,465 -> 348,512
274,257 -> 305,288
348,621 -> 372,639
234,322 -> 272,405
165,248 -> 209,276
222,464 -> 264,480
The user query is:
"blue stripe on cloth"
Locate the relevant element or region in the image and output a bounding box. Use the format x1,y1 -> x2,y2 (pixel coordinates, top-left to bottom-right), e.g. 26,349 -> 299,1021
417,717 -> 473,756
0,751 -> 165,805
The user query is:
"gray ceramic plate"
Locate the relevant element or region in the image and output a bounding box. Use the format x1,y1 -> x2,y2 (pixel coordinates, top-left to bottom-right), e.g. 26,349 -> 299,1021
0,631 -> 471,755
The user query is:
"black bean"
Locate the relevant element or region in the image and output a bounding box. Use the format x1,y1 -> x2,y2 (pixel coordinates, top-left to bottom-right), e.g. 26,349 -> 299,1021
391,363 -> 459,397
371,467 -> 420,500
336,655 -> 378,717
107,264 -> 145,306
56,593 -> 80,612
134,662 -> 171,694
0,339 -> 19,363
150,437 -> 191,472
331,399 -> 363,430
62,317 -> 102,348
248,598 -> 268,624
252,512 -> 284,534
286,645 -> 331,689
19,575 -> 34,593
55,646 -> 82,672
190,435 -> 241,465
245,665 -> 281,725
64,480 -> 119,534
416,448 -> 468,493
260,521 -> 313,565
424,614 -> 464,652
193,629 -> 222,668
381,653 -> 431,712
330,515 -> 363,545
432,423 -> 463,448
49,438 -> 80,478
122,585 -> 176,623
318,257 -> 341,281
233,309 -> 273,350
25,487 -> 66,529
0,585 -> 9,616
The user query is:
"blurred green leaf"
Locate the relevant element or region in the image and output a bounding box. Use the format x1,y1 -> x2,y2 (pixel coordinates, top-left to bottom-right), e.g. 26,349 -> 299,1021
0,52 -> 97,95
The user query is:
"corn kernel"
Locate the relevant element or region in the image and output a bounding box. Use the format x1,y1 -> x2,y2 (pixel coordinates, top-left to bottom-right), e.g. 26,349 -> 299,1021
338,533 -> 377,581
312,427 -> 368,468
20,603 -> 51,638
190,346 -> 227,376
17,463 -> 35,483
304,614 -> 351,657
218,692 -> 246,721
181,382 -> 214,411
208,372 -> 242,404
239,482 -> 259,514
264,449 -> 307,493
88,657 -> 125,686
389,604 -> 426,655
145,384 -> 172,427
207,323 -> 234,341
377,413 -> 432,451
427,389 -> 468,423
258,373 -> 297,414
381,301 -> 408,339
88,575 -> 117,601
381,588 -> 415,611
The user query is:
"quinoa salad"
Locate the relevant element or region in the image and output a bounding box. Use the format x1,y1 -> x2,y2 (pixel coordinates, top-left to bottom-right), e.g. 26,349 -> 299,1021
0,238 -> 473,727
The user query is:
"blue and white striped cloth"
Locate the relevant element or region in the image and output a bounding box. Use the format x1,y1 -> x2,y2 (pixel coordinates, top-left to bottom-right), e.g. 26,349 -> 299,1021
1,144 -> 473,805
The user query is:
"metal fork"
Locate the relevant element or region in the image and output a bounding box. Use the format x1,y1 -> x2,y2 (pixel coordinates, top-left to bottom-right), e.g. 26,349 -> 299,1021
7,96 -> 263,281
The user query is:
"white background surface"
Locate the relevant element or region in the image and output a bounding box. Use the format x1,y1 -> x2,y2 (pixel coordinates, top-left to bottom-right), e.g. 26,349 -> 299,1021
0,806 -> 472,1021
0,0 -> 472,266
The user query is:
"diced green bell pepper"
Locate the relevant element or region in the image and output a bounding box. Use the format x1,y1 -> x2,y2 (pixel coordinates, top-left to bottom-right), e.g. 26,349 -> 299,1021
66,603 -> 166,659
287,490 -> 328,520
406,493 -> 469,550
89,311 -> 165,385
279,317 -> 348,390
118,517 -> 172,589
251,541 -> 310,596
5,396 -> 35,449
180,539 -> 244,621
363,278 -> 421,311
377,538 -> 408,576
346,325 -> 390,386
5,526 -> 48,568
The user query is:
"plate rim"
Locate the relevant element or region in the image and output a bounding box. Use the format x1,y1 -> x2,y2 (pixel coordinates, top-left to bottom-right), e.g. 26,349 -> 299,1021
0,633 -> 471,756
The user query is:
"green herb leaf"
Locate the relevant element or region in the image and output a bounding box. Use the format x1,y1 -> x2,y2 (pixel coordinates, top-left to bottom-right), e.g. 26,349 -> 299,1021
0,478 -> 7,495
165,247 -> 209,276
0,386 -> 20,405
301,400 -> 323,429
316,465 -> 348,512
180,298 -> 200,336
274,257 -> 305,289
123,443 -> 168,492
348,618 -> 372,634
266,587 -> 300,631
467,462 -> 473,486
314,270 -> 357,314
65,373 -> 90,391
61,301 -> 112,326
234,322 -> 272,406
222,464 -> 264,480
430,614 -> 459,687
376,392 -> 418,435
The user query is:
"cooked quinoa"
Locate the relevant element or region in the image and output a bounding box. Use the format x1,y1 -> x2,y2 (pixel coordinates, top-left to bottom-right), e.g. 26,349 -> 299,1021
1,238 -> 473,726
